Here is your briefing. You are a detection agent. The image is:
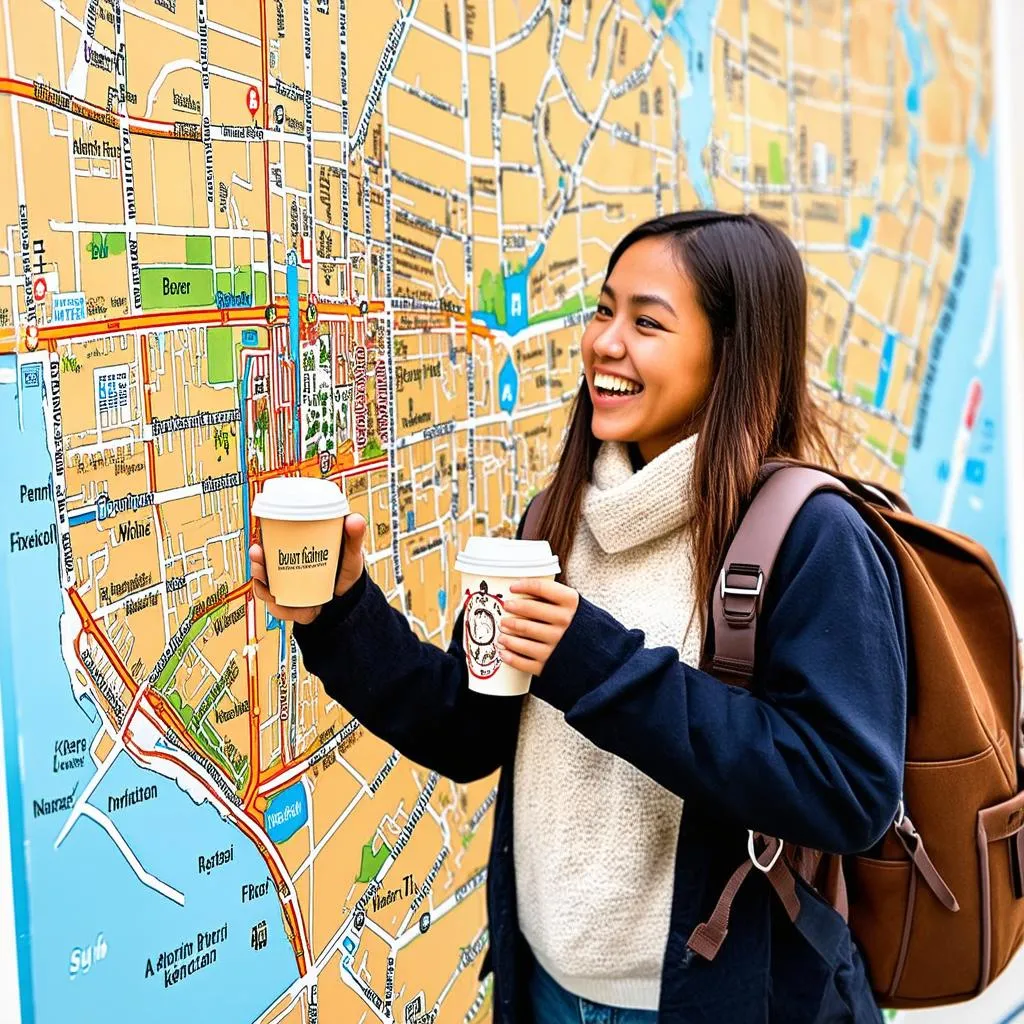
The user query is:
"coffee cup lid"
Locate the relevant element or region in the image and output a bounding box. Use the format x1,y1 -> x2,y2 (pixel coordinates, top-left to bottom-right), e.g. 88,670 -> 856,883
252,477 -> 350,522
455,536 -> 560,578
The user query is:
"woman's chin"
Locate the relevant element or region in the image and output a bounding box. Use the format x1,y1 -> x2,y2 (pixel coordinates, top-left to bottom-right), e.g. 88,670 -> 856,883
589,415 -> 637,445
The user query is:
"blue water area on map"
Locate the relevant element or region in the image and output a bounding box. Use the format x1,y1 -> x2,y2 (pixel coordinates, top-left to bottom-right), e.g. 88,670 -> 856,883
850,214 -> 873,249
875,331 -> 897,407
897,0 -> 934,170
473,244 -> 544,336
0,363 -> 299,1022
69,509 -> 96,526
902,141 -> 1007,575
264,783 -> 308,844
498,355 -> 519,413
635,0 -> 717,206
668,0 -> 717,206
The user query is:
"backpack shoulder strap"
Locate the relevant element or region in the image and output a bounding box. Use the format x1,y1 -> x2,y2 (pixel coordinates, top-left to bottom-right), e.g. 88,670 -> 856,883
708,465 -> 851,687
519,488 -> 550,541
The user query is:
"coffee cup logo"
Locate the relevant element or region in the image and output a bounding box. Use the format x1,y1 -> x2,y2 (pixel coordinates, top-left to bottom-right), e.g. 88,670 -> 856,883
463,580 -> 504,680
278,545 -> 330,569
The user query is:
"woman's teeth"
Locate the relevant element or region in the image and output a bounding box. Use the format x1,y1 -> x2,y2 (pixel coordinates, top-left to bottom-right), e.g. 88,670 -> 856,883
594,372 -> 643,395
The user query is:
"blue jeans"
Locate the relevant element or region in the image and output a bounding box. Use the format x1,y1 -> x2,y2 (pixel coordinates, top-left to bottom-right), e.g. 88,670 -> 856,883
528,956 -> 660,1024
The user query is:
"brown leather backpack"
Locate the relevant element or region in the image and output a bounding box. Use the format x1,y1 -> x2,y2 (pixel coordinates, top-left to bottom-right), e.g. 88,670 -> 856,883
525,461 -> 1024,1008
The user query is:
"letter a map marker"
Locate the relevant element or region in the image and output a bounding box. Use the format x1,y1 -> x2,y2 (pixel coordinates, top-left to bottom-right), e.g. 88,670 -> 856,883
246,86 -> 260,123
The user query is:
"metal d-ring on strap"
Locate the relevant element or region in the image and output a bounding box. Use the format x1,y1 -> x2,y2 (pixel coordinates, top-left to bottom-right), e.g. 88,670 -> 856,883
748,830 -> 784,873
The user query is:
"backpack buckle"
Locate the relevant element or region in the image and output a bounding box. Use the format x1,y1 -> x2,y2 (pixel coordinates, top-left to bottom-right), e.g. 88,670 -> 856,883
720,563 -> 764,624
748,830 -> 784,873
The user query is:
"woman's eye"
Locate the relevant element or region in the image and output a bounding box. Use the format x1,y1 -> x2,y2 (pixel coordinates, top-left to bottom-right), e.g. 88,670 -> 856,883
636,316 -> 661,330
594,304 -> 613,318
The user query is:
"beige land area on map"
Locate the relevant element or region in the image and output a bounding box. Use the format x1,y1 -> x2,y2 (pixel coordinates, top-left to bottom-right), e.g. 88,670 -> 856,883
0,0 -> 991,1019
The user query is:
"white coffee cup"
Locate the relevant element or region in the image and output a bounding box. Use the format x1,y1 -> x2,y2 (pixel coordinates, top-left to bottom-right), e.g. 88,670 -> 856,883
454,537 -> 561,696
252,477 -> 350,606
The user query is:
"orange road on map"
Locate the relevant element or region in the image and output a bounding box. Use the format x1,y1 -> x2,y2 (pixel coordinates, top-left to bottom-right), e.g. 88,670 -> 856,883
68,586 -> 139,699
0,77 -> 178,139
145,690 -> 219,766
242,592 -> 261,808
70,582 -> 249,791
38,305 -> 268,343
127,708 -> 308,976
2,296 -> 427,358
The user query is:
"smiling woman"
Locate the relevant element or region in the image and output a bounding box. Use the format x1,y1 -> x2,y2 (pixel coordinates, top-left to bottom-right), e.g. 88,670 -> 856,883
271,211 -> 906,1024
537,210 -> 835,612
584,238 -> 715,466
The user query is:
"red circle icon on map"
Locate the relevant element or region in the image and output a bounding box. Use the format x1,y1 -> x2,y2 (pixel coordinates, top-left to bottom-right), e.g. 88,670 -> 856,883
26,325 -> 38,351
246,86 -> 261,115
33,278 -> 46,302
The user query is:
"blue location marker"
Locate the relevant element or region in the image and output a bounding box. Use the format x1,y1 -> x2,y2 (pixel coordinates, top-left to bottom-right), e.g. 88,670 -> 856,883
498,355 -> 518,414
965,459 -> 986,485
264,782 -> 308,844
438,589 -> 447,613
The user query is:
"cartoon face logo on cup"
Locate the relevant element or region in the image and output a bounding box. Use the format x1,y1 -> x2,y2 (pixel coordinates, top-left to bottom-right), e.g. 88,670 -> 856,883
454,536 -> 559,696
463,580 -> 504,680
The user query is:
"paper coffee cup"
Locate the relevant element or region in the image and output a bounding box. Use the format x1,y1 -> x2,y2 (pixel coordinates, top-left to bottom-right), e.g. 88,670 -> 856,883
252,477 -> 349,607
454,537 -> 561,696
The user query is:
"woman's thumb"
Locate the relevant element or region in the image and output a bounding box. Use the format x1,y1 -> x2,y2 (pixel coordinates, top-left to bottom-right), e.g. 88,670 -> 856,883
344,513 -> 366,550
341,514 -> 366,571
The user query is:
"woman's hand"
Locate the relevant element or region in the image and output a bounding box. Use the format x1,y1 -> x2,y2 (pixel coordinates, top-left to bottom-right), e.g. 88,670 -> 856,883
496,578 -> 580,677
250,513 -> 367,625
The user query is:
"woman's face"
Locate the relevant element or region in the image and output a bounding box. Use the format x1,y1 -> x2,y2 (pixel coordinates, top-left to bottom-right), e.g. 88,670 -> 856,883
581,236 -> 715,463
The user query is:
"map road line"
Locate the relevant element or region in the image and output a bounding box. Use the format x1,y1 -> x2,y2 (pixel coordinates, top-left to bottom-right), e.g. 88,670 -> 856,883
78,802 -> 186,906
128,707 -> 310,974
68,587 -> 138,698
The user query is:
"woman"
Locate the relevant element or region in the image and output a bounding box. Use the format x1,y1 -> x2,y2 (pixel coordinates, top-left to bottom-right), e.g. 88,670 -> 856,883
251,211 -> 906,1023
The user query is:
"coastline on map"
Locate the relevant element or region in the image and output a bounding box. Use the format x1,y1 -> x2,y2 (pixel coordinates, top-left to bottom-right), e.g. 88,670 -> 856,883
0,357 -> 298,1023
902,141 -> 1008,576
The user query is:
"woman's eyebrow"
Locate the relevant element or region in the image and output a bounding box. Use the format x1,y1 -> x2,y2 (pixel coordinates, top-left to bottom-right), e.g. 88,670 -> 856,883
600,283 -> 676,316
632,293 -> 676,316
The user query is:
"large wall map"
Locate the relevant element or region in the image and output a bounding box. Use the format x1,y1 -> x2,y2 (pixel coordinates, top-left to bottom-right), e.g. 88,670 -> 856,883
0,1 -> 1010,1022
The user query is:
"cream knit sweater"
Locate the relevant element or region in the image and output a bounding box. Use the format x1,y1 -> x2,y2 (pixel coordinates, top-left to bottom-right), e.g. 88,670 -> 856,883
513,433 -> 703,1010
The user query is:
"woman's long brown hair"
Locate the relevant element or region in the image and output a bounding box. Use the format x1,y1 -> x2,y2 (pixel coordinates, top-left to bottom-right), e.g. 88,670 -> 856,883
535,210 -> 837,620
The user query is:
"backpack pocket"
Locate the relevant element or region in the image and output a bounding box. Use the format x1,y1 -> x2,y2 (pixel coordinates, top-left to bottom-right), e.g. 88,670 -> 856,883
977,788 -> 1024,988
849,747 -> 1008,1006
845,855 -> 914,997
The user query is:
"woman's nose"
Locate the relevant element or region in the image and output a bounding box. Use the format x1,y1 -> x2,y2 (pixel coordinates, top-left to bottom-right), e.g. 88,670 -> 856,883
591,324 -> 626,359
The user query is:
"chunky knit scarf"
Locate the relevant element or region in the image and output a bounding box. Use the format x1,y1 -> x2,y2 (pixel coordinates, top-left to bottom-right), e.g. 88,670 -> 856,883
513,432 -> 702,1010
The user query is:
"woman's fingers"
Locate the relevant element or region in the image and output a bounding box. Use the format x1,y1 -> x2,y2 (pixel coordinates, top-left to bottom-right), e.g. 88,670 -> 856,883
249,545 -> 268,585
251,567 -> 322,625
503,595 -> 571,626
335,514 -> 367,596
499,616 -> 561,645
496,632 -> 549,663
509,578 -> 574,603
252,577 -> 273,605
495,646 -> 544,678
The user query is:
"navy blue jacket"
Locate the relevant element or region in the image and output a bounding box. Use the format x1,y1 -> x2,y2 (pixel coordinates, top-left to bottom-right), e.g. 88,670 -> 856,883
294,492 -> 907,1022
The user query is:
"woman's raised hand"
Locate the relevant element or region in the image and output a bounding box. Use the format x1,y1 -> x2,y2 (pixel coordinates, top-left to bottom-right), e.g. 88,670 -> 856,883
250,513 -> 367,625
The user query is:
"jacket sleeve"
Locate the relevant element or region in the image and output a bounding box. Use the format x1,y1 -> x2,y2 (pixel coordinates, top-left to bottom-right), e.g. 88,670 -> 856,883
292,571 -> 521,784
532,492 -> 907,854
